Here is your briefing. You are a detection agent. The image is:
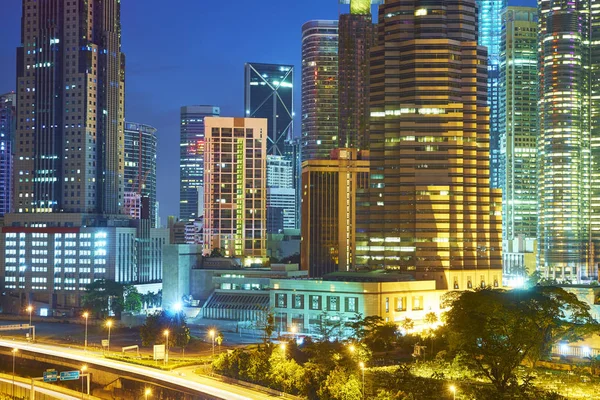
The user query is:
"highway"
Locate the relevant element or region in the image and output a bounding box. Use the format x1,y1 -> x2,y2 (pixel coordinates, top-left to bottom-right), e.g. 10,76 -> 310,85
0,377 -> 82,400
0,339 -> 279,400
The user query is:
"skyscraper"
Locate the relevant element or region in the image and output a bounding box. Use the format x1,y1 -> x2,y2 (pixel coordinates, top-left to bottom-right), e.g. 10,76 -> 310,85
203,117 -> 267,263
538,0 -> 600,280
0,93 -> 15,217
477,0 -> 507,190
301,20 -> 339,161
266,155 -> 296,233
180,105 -> 220,221
338,0 -> 379,150
244,63 -> 294,156
14,0 -> 125,214
124,122 -> 158,227
301,148 -> 369,277
357,0 -> 503,279
499,7 -> 538,279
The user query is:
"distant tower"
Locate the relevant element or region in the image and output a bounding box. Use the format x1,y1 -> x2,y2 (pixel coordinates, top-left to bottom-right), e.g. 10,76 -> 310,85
0,93 -> 15,216
338,0 -> 380,150
179,105 -> 220,221
301,20 -> 339,161
124,122 -> 158,227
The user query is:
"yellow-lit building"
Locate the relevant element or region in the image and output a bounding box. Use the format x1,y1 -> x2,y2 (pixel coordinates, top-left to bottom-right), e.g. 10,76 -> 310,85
203,117 -> 267,264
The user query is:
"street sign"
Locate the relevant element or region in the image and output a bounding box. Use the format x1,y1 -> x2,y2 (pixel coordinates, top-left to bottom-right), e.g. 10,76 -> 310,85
60,371 -> 80,381
43,370 -> 58,382
153,344 -> 165,360
101,339 -> 109,347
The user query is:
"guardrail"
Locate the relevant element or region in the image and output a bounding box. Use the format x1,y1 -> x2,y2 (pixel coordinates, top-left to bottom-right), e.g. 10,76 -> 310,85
0,371 -> 102,400
551,344 -> 600,358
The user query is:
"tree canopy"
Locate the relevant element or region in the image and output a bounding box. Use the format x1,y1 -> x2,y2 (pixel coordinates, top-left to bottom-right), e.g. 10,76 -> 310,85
81,279 -> 125,318
444,286 -> 599,393
140,309 -> 190,348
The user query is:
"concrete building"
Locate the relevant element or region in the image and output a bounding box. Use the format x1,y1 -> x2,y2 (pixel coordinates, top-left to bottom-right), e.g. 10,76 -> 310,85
301,20 -> 339,161
499,7 -> 538,283
357,0 -> 503,275
124,122 -> 158,227
0,93 -> 15,217
203,117 -> 267,264
180,106 -> 220,221
537,0 -> 600,281
301,148 -> 369,277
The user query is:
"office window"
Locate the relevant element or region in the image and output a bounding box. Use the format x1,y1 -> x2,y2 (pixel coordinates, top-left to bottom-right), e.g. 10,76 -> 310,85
276,293 -> 287,308
310,295 -> 321,310
293,294 -> 304,309
345,297 -> 358,313
412,296 -> 423,311
327,296 -> 340,312
395,297 -> 407,311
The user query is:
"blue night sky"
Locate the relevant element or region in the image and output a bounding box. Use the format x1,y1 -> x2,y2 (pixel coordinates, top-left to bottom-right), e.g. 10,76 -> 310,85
0,0 -> 535,224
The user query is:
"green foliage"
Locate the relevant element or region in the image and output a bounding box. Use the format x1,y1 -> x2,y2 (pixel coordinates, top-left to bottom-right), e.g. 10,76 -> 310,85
81,279 -> 125,318
399,317 -> 414,333
124,285 -> 143,313
209,247 -> 226,257
315,312 -> 343,342
444,287 -> 599,393
139,310 -> 190,348
424,312 -> 438,326
318,366 -> 362,400
141,290 -> 161,309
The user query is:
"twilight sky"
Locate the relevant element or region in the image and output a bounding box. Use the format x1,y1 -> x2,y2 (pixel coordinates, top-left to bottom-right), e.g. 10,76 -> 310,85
0,0 -> 535,224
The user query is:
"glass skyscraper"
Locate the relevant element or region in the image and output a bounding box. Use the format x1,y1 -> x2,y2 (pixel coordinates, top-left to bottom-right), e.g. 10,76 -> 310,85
301,20 -> 339,161
477,0 -> 507,190
538,0 -> 600,281
179,105 -> 220,221
499,7 -> 538,280
0,93 -> 15,216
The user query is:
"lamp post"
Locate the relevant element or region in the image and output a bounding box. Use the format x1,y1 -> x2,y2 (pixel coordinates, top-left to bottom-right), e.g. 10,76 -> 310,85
144,388 -> 151,400
290,325 -> 297,342
359,361 -> 365,400
209,329 -> 216,357
27,305 -> 33,340
12,348 -> 18,399
106,320 -> 113,354
163,330 -> 170,365
83,312 -> 89,351
449,385 -> 456,400
280,342 -> 286,360
81,365 -> 87,400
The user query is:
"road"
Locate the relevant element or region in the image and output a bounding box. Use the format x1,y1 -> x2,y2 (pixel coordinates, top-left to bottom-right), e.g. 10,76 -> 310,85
0,339 -> 280,400
0,376 -> 82,400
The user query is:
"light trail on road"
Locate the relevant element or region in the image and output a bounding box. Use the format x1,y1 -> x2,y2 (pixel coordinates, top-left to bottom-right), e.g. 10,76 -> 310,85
0,339 -> 275,400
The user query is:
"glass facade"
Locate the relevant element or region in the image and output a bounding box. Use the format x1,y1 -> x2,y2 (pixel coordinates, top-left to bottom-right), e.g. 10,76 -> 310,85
124,122 -> 158,227
538,0 -> 600,280
356,0 -> 502,273
179,105 -> 220,221
477,0 -> 507,189
301,20 -> 339,161
499,7 -> 538,278
0,93 -> 15,216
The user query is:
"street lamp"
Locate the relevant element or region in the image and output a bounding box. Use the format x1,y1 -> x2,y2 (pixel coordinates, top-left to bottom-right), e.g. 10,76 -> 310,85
280,342 -> 286,359
81,365 -> 87,400
83,312 -> 89,351
27,305 -> 33,340
290,325 -> 297,342
359,361 -> 365,400
144,388 -> 152,400
449,385 -> 456,400
348,344 -> 356,353
12,348 -> 18,399
163,330 -> 170,365
105,320 -> 113,353
209,329 -> 216,357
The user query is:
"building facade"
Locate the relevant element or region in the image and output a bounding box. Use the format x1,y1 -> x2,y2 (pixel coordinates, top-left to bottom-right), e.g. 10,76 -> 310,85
477,0 -> 507,190
14,0 -> 125,214
124,122 -> 158,227
301,20 -> 339,161
301,148 -> 369,277
0,93 -> 15,217
203,117 -> 267,263
356,0 -> 503,275
538,0 -> 600,281
338,1 -> 377,150
499,7 -> 538,281
180,105 -> 220,221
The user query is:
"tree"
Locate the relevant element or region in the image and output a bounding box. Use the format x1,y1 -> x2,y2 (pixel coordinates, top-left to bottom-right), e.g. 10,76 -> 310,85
140,310 -> 190,349
81,279 -> 125,318
315,312 -> 343,342
444,287 -> 599,393
424,312 -> 438,327
209,247 -> 226,258
124,285 -> 142,313
400,317 -> 414,334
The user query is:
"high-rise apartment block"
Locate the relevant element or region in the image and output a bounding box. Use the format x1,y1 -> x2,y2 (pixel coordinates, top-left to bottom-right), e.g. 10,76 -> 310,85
538,0 -> 600,280
14,0 -> 125,214
499,7 -> 538,280
477,0 -> 507,190
301,148 -> 369,277
338,1 -> 378,150
180,105 -> 220,221
124,122 -> 158,227
356,0 -> 503,277
203,117 -> 267,263
0,93 -> 15,216
301,20 -> 339,161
